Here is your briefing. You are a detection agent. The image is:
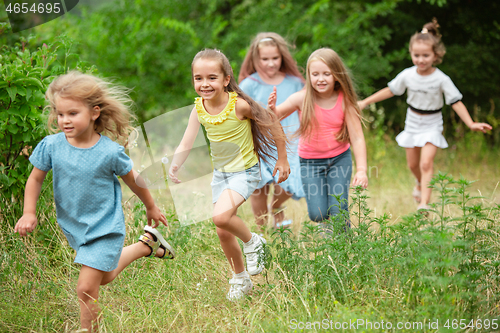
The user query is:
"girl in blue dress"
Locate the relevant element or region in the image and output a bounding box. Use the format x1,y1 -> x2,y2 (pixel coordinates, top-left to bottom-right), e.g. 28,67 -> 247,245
14,71 -> 174,332
239,32 -> 305,229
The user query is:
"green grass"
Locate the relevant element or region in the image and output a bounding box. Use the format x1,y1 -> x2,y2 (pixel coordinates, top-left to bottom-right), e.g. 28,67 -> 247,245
1,135 -> 500,332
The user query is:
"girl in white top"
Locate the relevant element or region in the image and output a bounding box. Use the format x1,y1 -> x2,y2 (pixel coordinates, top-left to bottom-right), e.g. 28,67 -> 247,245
358,19 -> 492,211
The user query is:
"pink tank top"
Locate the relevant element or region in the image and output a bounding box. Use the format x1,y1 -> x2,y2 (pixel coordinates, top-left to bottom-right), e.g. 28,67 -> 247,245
298,91 -> 350,159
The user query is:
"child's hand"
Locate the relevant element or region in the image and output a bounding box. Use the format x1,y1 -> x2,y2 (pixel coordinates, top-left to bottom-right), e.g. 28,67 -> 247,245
469,122 -> 492,133
15,214 -> 38,236
267,86 -> 277,112
273,157 -> 290,184
146,204 -> 168,228
352,171 -> 368,189
168,163 -> 181,183
357,100 -> 367,110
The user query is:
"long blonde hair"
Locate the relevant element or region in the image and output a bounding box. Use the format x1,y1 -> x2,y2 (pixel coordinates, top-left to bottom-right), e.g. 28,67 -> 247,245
299,48 -> 361,143
192,49 -> 286,163
409,18 -> 446,65
46,71 -> 135,145
238,32 -> 304,83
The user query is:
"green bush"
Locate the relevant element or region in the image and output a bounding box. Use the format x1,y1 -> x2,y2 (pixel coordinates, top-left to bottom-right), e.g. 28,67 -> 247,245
265,174 -> 500,323
0,35 -> 95,226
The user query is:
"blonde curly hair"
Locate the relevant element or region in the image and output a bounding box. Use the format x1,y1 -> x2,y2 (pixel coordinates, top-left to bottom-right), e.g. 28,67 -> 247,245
46,71 -> 135,145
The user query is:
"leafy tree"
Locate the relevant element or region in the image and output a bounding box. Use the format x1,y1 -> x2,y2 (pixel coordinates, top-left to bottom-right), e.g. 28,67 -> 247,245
68,0 -> 205,122
42,0 -> 498,144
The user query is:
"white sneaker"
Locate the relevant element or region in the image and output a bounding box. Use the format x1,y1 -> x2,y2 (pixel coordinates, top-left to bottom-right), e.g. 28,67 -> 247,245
243,233 -> 267,275
226,276 -> 253,301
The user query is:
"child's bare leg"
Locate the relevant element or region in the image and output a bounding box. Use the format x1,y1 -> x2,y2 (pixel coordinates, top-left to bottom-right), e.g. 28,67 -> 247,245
250,184 -> 270,228
100,233 -> 161,285
77,266 -> 105,332
213,189 -> 252,242
419,143 -> 438,205
213,189 -> 253,273
270,185 -> 293,226
216,228 -> 245,273
406,147 -> 422,186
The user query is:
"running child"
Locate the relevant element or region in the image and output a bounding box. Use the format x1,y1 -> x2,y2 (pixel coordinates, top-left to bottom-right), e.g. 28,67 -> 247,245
358,19 -> 492,210
169,49 -> 289,300
14,71 -> 174,332
268,48 -> 368,224
239,32 -> 305,229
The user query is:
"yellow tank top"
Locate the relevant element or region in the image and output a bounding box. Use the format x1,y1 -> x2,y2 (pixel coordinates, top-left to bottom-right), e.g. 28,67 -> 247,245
195,92 -> 259,172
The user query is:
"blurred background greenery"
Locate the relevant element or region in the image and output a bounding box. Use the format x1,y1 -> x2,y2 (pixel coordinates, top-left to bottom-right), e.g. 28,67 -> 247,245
2,0 -> 499,140
1,0 -> 499,216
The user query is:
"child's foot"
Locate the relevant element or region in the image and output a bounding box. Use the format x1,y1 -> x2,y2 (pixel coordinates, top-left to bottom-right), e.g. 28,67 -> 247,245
226,273 -> 253,301
141,233 -> 167,257
275,219 -> 293,229
270,205 -> 292,229
243,233 -> 266,275
417,204 -> 430,216
417,203 -> 430,210
138,225 -> 175,259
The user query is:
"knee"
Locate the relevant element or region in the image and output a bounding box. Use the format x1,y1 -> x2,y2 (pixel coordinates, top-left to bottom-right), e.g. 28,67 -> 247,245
420,160 -> 433,172
212,212 -> 232,228
216,227 -> 233,242
407,160 -> 419,170
76,281 -> 98,301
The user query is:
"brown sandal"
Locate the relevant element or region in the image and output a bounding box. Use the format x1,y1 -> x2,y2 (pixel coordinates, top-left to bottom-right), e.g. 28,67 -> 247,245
138,225 -> 175,259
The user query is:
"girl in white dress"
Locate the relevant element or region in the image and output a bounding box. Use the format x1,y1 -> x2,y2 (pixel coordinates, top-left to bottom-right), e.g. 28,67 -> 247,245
358,19 -> 492,211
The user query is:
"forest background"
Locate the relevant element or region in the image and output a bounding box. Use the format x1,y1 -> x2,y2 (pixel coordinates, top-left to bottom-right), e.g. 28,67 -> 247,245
3,0 -> 499,130
1,0 -> 500,332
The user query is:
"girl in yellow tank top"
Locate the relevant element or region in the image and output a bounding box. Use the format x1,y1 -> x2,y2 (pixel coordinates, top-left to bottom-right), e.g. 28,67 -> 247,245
169,49 -> 289,301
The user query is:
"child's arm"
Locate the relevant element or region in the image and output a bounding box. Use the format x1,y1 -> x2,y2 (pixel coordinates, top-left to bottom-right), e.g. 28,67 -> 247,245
358,87 -> 394,110
237,98 -> 290,184
270,123 -> 291,184
121,170 -> 168,227
168,107 -> 201,183
345,106 -> 368,188
451,101 -> 492,133
15,167 -> 48,236
268,86 -> 304,120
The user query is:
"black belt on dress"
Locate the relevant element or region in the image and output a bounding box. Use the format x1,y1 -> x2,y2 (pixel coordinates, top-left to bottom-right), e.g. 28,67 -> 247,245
408,104 -> 442,115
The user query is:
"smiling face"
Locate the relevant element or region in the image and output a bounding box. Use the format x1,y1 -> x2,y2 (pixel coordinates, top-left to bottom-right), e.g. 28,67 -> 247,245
410,40 -> 437,75
55,97 -> 99,143
192,58 -> 230,100
257,45 -> 282,79
308,60 -> 335,95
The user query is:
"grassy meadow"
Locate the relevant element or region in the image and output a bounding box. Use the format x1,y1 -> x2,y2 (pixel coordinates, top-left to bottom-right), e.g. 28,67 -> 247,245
1,132 -> 500,333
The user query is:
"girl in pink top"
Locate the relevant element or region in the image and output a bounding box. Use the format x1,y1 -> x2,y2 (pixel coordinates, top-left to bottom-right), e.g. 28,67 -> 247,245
269,48 -> 368,224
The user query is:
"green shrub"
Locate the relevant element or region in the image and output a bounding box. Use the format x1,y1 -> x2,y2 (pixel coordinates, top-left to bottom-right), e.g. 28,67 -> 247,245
0,35 -> 94,227
265,173 -> 500,322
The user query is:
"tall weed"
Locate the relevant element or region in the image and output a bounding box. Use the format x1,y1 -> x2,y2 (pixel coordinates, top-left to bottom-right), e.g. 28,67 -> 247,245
265,173 -> 500,325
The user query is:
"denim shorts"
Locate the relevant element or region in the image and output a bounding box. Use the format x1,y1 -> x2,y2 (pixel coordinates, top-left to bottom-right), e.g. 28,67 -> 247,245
211,163 -> 261,203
